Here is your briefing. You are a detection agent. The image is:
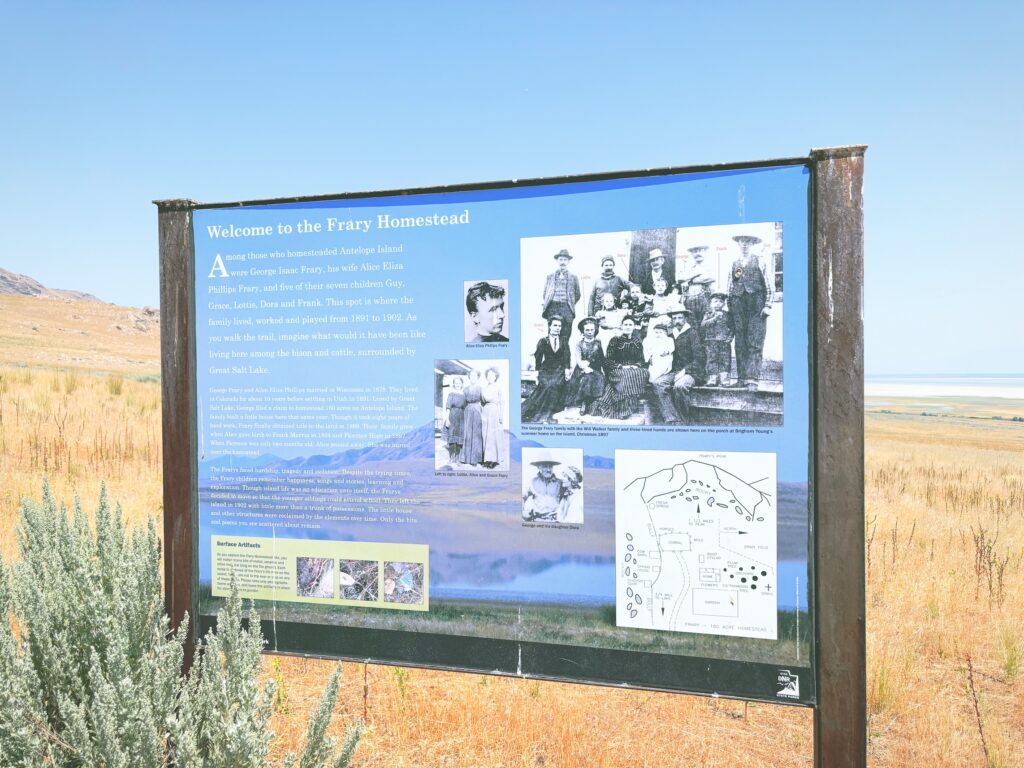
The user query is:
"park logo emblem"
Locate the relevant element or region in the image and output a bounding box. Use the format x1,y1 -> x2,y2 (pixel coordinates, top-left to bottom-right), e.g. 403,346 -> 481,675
775,669 -> 800,699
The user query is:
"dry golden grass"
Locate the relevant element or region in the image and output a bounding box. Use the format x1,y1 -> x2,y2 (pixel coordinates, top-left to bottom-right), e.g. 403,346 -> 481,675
266,660 -> 813,768
864,409 -> 1023,768
0,294 -> 160,374
1,295 -> 1021,765
0,365 -> 162,559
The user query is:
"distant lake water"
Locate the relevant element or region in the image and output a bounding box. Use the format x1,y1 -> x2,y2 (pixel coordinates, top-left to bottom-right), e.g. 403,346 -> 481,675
866,374 -> 1024,400
435,559 -> 808,610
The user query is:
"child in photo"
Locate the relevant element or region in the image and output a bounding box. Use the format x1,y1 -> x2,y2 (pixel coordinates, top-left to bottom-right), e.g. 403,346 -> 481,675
620,282 -> 653,338
650,276 -> 683,326
595,291 -> 626,349
643,320 -> 675,383
556,466 -> 584,524
701,292 -> 734,387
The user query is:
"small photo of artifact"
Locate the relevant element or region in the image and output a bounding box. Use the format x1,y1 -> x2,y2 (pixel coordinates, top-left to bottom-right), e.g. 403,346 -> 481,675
296,556 -> 335,599
382,561 -> 425,604
338,559 -> 379,601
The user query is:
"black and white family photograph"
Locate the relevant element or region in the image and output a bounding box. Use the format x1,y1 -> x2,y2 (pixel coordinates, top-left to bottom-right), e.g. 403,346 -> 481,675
434,359 -> 511,474
519,224 -> 784,427
521,448 -> 584,526
463,279 -> 509,343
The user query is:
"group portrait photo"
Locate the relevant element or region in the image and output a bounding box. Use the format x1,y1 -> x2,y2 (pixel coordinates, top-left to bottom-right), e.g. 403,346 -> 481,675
518,223 -> 784,428
434,358 -> 511,475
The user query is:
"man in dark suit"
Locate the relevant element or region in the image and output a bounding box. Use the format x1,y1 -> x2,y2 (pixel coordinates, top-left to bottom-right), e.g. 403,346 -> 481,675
648,307 -> 705,424
542,249 -> 581,347
727,234 -> 774,390
640,248 -> 672,296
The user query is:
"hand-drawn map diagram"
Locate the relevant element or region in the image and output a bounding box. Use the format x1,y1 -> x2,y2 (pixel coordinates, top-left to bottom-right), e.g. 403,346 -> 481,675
615,450 -> 778,640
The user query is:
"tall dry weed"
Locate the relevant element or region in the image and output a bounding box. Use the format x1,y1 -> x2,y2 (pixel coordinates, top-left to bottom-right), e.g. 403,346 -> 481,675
0,365 -> 162,559
865,415 -> 1024,766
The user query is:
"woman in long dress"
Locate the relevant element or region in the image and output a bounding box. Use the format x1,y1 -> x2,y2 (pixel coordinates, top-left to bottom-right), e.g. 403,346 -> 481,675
565,316 -> 606,416
443,376 -> 466,464
521,317 -> 571,424
591,315 -> 649,420
481,366 -> 506,469
459,368 -> 485,465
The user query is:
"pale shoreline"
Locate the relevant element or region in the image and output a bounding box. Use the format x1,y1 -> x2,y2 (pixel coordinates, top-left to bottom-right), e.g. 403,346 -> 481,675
865,383 -> 1024,400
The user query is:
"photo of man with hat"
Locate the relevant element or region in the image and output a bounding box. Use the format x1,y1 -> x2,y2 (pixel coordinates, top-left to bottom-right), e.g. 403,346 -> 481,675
541,248 -> 581,348
640,247 -> 672,296
587,255 -> 629,316
521,448 -> 585,524
727,234 -> 774,391
678,245 -> 716,331
701,292 -> 734,387
648,306 -> 705,424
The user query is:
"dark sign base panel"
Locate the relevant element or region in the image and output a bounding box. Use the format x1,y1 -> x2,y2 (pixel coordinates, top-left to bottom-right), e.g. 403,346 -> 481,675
198,614 -> 814,706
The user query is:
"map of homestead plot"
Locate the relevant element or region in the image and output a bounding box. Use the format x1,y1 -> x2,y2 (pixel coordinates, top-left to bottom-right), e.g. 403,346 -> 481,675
615,450 -> 777,640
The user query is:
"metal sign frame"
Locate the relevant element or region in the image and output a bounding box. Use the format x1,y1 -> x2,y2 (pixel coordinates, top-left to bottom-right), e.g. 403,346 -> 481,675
157,145 -> 864,768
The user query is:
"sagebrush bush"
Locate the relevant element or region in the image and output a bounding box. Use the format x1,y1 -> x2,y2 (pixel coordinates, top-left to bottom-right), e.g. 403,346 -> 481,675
0,481 -> 361,767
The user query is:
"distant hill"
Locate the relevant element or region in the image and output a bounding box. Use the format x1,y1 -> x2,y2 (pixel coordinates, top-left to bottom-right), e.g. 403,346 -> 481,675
0,270 -> 160,374
0,267 -> 102,302
201,422 -> 614,477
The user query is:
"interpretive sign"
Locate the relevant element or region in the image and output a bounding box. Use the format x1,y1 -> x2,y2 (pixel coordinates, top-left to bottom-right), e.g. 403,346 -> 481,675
159,148 -> 865,737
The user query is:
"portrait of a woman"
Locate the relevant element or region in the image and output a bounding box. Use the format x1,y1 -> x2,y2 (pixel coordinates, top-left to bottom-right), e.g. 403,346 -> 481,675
443,375 -> 466,463
565,316 -> 606,416
591,314 -> 649,420
521,317 -> 570,424
459,368 -> 485,465
481,366 -> 506,469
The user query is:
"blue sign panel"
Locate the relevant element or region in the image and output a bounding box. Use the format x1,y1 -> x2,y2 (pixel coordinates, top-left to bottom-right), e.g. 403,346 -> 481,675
193,163 -> 814,703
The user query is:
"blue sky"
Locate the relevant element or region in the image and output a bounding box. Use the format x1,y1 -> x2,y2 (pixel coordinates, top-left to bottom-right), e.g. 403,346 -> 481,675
1,2 -> 1021,375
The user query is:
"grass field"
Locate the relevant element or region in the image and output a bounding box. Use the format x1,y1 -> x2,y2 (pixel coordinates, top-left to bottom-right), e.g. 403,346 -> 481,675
1,294 -> 1022,766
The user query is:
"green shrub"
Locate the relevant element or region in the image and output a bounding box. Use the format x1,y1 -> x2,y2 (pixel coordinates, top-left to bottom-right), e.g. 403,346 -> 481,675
0,481 -> 361,767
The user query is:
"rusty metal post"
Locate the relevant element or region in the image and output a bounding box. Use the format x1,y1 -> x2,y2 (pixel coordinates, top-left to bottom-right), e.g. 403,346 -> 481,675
155,198 -> 199,668
810,146 -> 867,768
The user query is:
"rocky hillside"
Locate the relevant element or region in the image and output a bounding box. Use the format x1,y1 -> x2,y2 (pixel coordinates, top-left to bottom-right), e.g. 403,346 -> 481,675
0,269 -> 159,374
0,267 -> 101,302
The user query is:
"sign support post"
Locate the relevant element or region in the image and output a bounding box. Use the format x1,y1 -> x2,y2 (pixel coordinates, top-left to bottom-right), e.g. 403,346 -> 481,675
156,198 -> 200,668
810,146 -> 867,768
